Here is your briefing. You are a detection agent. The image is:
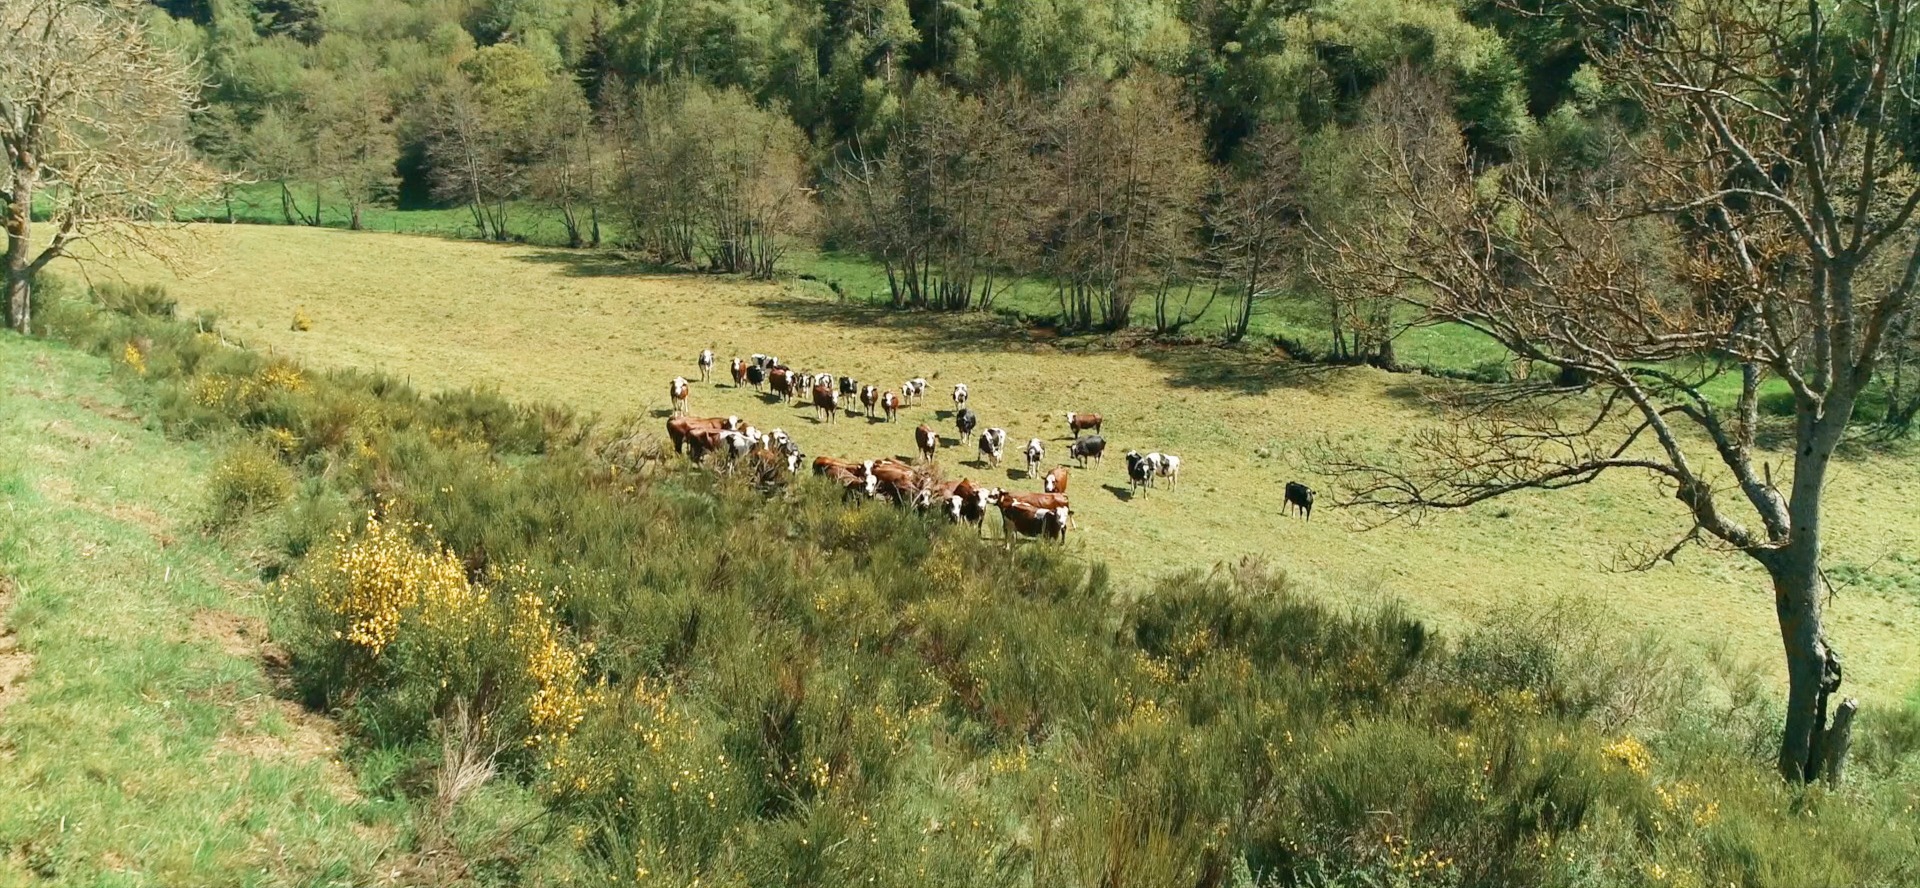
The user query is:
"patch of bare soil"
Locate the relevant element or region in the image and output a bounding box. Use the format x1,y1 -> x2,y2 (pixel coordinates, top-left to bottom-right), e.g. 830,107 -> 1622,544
194,606 -> 364,804
0,576 -> 29,718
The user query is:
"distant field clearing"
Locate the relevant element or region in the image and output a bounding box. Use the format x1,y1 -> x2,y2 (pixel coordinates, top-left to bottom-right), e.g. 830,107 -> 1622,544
100,225 -> 1920,698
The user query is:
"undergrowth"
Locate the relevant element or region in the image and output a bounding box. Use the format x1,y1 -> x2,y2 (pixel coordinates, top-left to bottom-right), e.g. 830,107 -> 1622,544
33,279 -> 1920,887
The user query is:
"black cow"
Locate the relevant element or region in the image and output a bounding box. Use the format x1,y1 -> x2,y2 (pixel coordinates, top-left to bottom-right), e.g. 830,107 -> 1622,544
1284,481 -> 1315,520
839,376 -> 859,398
1069,434 -> 1106,468
1125,450 -> 1153,495
955,407 -> 978,444
746,365 -> 767,391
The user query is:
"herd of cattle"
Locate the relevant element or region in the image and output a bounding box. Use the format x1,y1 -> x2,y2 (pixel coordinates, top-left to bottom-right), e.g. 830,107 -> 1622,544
670,350 -> 1316,546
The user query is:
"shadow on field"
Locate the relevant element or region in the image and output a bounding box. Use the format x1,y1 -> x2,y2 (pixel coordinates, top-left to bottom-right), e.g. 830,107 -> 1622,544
516,248 -> 682,278
754,296 -> 1039,354
1138,345 -> 1338,395
1102,484 -> 1135,501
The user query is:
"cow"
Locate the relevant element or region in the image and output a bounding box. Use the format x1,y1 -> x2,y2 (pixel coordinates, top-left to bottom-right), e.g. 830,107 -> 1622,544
698,349 -> 715,382
869,461 -> 922,504
812,383 -> 839,424
746,364 -> 767,392
769,368 -> 797,401
824,464 -> 877,500
977,427 -> 1008,467
752,354 -> 779,370
993,494 -> 1068,548
1125,450 -> 1154,495
952,383 -> 969,410
1024,438 -> 1045,476
669,377 -> 690,415
915,423 -> 938,461
903,378 -> 929,405
1155,453 -> 1181,491
1043,465 -> 1069,494
880,391 -> 901,422
954,407 -> 978,445
1284,481 -> 1315,520
813,455 -> 863,476
769,428 -> 792,453
1069,435 -> 1106,468
860,384 -> 880,418
667,415 -> 728,454
730,357 -> 749,387
931,478 -> 989,532
839,376 -> 859,399
1065,412 -> 1103,439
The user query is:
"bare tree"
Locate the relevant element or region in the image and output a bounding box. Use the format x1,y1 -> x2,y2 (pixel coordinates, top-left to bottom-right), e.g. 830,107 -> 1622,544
307,68 -> 399,231
1208,123 -> 1303,343
529,79 -> 601,249
828,83 -> 1034,311
1317,0 -> 1920,782
1036,74 -> 1208,331
2,0 -> 217,333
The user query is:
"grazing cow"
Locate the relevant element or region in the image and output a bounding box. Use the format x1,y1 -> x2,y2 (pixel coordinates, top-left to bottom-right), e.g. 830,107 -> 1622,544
1043,465 -> 1069,494
669,377 -> 690,415
667,415 -> 728,454
746,365 -> 767,392
860,384 -> 880,417
977,427 -> 1008,467
1125,450 -> 1154,495
813,455 -> 863,476
698,349 -> 715,382
812,384 -> 839,424
1155,453 -> 1181,491
952,383 -> 969,410
915,424 -> 938,461
1066,412 -> 1103,439
839,376 -> 859,399
1069,435 -> 1106,468
730,357 -> 749,387
954,407 -> 978,445
993,495 -> 1068,548
1024,438 -> 1045,476
880,391 -> 901,422
1284,481 -> 1315,520
903,378 -> 928,405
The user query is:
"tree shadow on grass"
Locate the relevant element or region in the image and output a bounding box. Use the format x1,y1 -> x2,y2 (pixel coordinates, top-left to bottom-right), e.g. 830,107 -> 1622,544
514,247 -> 685,278
752,294 -> 1049,355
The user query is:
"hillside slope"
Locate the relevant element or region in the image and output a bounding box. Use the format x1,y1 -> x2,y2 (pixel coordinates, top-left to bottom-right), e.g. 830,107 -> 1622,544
0,334 -> 396,886
108,224 -> 1920,697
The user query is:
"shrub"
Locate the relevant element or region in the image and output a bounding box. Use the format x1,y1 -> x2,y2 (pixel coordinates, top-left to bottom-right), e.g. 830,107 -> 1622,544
290,307 -> 312,331
204,441 -> 294,529
92,281 -> 176,318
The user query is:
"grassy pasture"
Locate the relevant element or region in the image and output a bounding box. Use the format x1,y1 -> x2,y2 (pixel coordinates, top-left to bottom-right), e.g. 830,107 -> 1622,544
0,334 -> 401,885
99,223 -> 1920,699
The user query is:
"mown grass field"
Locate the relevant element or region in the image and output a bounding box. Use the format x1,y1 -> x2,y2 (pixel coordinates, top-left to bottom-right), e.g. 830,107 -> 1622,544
0,333 -> 401,886
100,224 -> 1920,699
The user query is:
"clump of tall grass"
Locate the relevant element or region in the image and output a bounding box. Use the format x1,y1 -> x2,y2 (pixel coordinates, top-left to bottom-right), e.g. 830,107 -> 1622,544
46,275 -> 1920,888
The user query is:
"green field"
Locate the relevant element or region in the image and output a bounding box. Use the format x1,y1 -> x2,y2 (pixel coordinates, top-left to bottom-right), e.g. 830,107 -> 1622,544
95,224 -> 1920,701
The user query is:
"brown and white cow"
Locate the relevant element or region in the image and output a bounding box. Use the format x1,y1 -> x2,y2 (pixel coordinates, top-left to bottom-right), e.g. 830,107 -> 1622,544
669,377 -> 690,415
769,367 -> 797,401
730,357 -> 749,387
868,460 -> 922,504
667,415 -> 729,455
860,384 -> 880,418
1065,412 -> 1103,439
994,494 -> 1068,548
915,424 -> 938,461
881,391 -> 901,422
1043,466 -> 1069,494
812,383 -> 839,424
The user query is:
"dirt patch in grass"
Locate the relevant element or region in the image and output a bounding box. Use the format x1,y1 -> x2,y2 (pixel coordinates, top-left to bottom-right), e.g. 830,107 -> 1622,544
193,606 -> 364,804
0,576 -> 28,718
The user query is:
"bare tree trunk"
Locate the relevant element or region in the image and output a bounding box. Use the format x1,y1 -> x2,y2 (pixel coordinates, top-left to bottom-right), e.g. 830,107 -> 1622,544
5,169 -> 35,333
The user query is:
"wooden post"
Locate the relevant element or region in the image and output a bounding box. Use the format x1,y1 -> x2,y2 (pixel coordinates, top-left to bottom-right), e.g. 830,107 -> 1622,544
1823,697 -> 1859,786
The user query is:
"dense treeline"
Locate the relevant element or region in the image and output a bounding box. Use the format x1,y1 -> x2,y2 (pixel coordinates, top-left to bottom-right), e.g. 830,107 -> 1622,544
33,280 -> 1920,886
151,0 -> 1603,345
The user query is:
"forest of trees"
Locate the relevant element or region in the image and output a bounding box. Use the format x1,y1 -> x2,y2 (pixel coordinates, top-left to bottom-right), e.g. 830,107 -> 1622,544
144,0 -> 1621,348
